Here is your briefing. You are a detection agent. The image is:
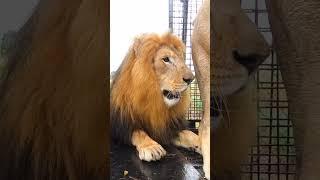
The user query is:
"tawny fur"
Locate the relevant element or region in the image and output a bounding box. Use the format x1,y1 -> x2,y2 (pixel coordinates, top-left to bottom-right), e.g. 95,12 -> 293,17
0,0 -> 108,180
111,33 -> 190,145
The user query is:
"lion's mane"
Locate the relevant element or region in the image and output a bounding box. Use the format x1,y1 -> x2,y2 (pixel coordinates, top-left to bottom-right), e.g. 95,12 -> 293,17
111,33 -> 190,145
0,0 -> 108,179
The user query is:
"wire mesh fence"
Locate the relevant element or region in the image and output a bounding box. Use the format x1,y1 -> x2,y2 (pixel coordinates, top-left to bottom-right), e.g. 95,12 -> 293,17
240,0 -> 296,179
169,0 -> 203,132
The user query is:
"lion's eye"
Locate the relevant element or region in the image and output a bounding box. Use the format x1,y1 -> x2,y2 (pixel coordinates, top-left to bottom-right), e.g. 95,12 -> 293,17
162,57 -> 170,63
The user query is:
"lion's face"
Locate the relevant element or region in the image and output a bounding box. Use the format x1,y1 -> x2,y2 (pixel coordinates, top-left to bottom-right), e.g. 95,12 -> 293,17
213,0 -> 270,95
153,46 -> 194,107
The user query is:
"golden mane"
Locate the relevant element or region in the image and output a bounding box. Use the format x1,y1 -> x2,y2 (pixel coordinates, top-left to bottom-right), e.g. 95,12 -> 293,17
111,33 -> 190,144
0,0 -> 108,179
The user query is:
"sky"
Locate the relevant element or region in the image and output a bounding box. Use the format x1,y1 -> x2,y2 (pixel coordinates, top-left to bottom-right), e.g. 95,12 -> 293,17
110,0 -> 169,73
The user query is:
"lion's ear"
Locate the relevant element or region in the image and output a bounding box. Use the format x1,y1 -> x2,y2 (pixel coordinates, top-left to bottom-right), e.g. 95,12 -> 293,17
133,33 -> 148,57
133,37 -> 142,57
133,33 -> 150,57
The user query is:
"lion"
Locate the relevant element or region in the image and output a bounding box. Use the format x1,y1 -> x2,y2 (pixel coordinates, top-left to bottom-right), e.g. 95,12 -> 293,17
192,0 -> 270,179
110,33 -> 201,162
0,0 -> 108,179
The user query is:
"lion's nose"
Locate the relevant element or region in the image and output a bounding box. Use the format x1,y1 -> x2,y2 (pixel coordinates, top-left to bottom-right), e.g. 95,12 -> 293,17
233,50 -> 269,74
183,72 -> 194,85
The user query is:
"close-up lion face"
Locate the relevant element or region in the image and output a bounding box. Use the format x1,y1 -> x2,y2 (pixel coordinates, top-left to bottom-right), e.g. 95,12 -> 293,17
213,0 -> 270,96
153,46 -> 194,107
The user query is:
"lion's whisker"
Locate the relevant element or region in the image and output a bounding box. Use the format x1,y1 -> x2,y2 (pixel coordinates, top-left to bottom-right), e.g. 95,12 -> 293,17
213,79 -> 231,126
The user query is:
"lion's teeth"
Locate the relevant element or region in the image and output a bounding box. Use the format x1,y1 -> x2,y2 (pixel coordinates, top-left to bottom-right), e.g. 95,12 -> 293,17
164,91 -> 181,99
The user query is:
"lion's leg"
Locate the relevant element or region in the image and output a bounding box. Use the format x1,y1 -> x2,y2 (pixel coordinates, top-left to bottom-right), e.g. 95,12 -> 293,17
191,38 -> 210,178
192,46 -> 210,179
131,130 -> 167,162
199,111 -> 210,179
172,130 -> 201,154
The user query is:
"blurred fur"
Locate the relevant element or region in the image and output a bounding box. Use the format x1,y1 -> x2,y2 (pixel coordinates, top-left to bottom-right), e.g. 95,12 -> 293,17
0,0 -> 108,179
111,33 -> 190,145
211,0 -> 269,178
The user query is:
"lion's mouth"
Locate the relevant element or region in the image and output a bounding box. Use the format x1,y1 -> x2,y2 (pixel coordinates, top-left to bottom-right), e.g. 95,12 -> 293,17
162,90 -> 181,99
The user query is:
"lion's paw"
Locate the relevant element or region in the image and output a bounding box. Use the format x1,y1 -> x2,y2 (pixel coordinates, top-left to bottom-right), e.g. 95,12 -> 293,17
173,130 -> 202,154
137,142 -> 166,162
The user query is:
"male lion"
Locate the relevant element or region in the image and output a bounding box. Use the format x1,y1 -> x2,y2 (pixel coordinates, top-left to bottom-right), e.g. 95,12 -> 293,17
111,33 -> 201,162
192,0 -> 270,179
0,0 -> 108,179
